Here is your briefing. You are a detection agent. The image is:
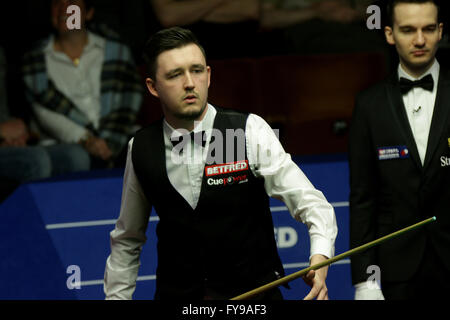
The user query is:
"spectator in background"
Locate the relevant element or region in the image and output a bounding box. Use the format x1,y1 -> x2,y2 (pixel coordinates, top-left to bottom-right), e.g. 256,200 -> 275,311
0,47 -> 51,202
83,0 -> 159,64
260,0 -> 387,56
22,0 -> 143,170
150,0 -> 261,59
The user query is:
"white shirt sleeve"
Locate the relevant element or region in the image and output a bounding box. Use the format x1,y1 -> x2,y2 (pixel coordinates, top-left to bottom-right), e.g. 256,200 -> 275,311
104,138 -> 151,300
246,113 -> 338,260
32,102 -> 88,144
354,281 -> 385,300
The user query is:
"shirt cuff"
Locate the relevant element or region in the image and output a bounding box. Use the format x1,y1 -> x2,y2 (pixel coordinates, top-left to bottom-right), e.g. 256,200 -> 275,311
309,234 -> 335,260
103,256 -> 140,300
354,281 -> 384,300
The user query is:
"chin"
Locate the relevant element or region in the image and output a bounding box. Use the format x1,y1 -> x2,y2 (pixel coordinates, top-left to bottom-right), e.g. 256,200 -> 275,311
180,104 -> 206,120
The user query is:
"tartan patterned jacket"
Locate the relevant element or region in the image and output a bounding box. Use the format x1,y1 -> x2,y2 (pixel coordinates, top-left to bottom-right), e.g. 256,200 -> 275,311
22,27 -> 144,158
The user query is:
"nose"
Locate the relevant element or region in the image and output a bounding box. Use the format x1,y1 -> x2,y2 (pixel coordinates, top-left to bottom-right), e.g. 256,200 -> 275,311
184,72 -> 195,90
413,30 -> 426,47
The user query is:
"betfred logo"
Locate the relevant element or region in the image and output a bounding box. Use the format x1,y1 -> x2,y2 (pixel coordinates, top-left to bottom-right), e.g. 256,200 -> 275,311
205,160 -> 248,177
207,174 -> 248,186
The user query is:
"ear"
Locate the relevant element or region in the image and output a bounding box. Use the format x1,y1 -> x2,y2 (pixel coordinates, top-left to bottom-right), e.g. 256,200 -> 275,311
438,22 -> 444,41
86,8 -> 95,22
206,66 -> 211,89
384,26 -> 395,45
146,78 -> 159,98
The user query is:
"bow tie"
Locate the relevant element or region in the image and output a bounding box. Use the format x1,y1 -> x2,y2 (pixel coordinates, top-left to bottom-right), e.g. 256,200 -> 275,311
399,74 -> 434,94
170,131 -> 207,148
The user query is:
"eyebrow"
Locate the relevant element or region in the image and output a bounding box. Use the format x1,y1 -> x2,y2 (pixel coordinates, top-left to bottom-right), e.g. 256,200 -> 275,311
165,64 -> 205,78
398,23 -> 438,29
191,64 -> 205,69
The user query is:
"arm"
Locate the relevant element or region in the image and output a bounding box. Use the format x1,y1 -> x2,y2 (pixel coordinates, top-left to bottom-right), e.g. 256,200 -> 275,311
150,0 -> 230,27
33,101 -> 114,160
104,139 -> 152,300
260,0 -> 360,29
97,45 -> 143,160
202,0 -> 260,23
348,95 -> 384,300
260,2 -> 318,29
32,102 -> 89,144
246,114 -> 338,300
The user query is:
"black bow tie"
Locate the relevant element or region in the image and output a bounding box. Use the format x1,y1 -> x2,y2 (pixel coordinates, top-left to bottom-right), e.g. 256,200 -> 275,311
399,74 -> 434,94
171,131 -> 207,148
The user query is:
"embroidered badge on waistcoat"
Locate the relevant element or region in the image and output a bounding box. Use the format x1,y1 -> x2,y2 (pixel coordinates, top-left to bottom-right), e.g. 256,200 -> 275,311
205,160 -> 249,186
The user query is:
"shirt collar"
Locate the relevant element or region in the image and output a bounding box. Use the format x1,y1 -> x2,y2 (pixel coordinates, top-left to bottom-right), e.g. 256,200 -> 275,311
398,59 -> 440,84
163,103 -> 216,140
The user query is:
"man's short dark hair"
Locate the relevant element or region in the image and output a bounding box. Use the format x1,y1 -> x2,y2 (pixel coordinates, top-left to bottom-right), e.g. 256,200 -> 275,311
142,27 -> 206,80
386,0 -> 441,27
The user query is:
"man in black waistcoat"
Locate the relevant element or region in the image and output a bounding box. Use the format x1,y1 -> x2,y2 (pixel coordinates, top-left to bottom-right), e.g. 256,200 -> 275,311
104,27 -> 337,300
349,0 -> 450,299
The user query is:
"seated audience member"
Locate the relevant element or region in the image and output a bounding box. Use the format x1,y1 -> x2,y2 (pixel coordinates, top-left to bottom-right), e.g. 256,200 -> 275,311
80,0 -> 159,64
0,47 -> 50,201
22,0 -> 143,170
260,0 -> 387,55
150,0 -> 261,58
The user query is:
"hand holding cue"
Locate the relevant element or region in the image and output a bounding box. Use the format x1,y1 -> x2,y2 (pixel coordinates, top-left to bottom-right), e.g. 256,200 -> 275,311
231,216 -> 437,300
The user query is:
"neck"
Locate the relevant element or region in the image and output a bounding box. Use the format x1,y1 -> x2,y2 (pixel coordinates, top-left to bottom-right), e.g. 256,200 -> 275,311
55,29 -> 88,53
165,105 -> 209,132
400,59 -> 435,79
167,119 -> 196,132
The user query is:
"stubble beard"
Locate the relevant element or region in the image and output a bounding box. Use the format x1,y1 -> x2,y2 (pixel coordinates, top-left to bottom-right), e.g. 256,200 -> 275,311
175,101 -> 207,121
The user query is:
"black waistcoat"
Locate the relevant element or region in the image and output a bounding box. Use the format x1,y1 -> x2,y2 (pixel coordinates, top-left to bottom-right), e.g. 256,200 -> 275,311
132,108 -> 284,299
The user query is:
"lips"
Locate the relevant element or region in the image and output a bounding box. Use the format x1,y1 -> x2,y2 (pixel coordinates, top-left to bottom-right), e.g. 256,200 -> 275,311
183,94 -> 198,103
412,50 -> 428,56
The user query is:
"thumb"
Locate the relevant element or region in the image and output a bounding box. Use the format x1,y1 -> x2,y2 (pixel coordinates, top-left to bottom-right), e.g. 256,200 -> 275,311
303,270 -> 315,286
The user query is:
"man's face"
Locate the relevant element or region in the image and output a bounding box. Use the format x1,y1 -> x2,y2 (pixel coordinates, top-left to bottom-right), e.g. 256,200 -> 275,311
146,44 -> 211,126
51,0 -> 94,34
385,2 -> 443,76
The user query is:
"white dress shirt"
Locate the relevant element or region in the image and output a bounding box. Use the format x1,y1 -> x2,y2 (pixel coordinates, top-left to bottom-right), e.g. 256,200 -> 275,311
354,60 -> 440,300
104,104 -> 338,300
32,31 -> 105,145
399,59 -> 439,165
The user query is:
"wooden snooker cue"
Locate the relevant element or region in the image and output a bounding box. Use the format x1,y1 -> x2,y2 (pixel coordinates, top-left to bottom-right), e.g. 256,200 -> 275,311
231,216 -> 437,300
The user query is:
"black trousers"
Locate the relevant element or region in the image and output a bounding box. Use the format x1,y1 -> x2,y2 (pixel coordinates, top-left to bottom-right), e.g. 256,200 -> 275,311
381,241 -> 450,300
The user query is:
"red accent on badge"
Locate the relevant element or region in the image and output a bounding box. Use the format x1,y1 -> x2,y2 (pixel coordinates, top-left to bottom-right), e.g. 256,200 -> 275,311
205,160 -> 249,177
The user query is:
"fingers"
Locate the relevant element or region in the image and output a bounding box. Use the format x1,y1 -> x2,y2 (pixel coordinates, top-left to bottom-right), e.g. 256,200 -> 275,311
317,286 -> 329,300
302,269 -> 329,300
303,284 -> 329,300
302,270 -> 315,286
303,286 -> 319,300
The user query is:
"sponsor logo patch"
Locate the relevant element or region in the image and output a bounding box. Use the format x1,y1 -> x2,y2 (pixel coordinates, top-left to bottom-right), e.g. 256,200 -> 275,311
205,160 -> 249,177
207,174 -> 248,186
377,146 -> 409,160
